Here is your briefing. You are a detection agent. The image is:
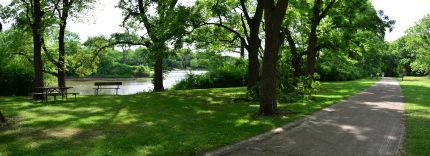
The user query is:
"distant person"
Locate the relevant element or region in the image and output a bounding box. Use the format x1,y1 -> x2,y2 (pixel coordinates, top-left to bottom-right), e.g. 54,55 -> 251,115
382,72 -> 385,78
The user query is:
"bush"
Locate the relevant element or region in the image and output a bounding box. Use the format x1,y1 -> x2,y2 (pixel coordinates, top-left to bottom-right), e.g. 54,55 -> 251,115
133,65 -> 152,77
95,62 -> 152,78
173,61 -> 246,90
0,66 -> 34,96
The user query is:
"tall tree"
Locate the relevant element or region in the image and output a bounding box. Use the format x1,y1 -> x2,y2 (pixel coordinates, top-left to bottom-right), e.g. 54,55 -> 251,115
305,0 -> 336,76
45,0 -> 95,87
196,0 -> 264,92
30,0 -> 45,99
259,0 -> 289,115
118,0 -> 194,91
1,0 -> 46,99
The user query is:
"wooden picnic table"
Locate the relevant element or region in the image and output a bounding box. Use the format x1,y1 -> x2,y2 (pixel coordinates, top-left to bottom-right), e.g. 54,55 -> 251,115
34,87 -> 78,102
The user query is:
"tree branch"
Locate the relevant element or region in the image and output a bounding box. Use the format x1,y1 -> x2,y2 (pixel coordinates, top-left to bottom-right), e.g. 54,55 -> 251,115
318,0 -> 336,23
239,0 -> 251,22
202,22 -> 247,47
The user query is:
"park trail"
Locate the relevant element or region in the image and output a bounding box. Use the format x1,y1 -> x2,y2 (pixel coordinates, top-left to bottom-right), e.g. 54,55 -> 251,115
205,77 -> 404,156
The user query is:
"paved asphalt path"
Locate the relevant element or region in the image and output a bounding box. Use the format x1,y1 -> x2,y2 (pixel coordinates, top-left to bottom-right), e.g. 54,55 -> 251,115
205,78 -> 404,156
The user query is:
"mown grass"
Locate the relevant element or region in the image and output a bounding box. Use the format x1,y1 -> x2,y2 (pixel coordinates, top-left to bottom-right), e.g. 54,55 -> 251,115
398,76 -> 430,156
0,79 -> 376,156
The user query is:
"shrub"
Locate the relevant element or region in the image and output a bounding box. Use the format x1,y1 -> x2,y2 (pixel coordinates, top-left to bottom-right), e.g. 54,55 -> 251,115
0,66 -> 34,96
173,61 -> 246,90
133,65 -> 152,77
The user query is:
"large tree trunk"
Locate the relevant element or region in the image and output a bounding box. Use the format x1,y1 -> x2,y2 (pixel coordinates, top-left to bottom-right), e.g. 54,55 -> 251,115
153,56 -> 164,92
306,23 -> 318,76
305,0 -> 335,76
32,0 -> 44,100
57,23 -> 67,88
245,0 -> 263,92
259,0 -> 289,115
247,39 -> 260,90
57,0 -> 70,88
0,111 -> 5,123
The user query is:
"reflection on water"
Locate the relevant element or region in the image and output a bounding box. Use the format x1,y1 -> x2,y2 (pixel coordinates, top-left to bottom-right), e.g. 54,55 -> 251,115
66,70 -> 206,95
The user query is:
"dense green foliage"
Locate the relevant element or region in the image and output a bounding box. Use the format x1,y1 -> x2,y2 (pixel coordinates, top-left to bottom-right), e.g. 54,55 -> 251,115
388,14 -> 430,76
174,59 -> 246,90
0,79 -> 376,155
398,77 -> 430,155
0,28 -> 34,96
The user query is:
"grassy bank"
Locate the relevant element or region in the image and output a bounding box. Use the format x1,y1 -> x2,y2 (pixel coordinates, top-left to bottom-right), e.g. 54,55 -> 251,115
398,77 -> 430,155
0,79 -> 376,155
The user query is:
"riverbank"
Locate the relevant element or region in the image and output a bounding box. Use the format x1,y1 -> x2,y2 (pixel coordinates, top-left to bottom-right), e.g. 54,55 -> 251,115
66,70 -> 207,81
64,70 -> 207,95
0,79 -> 376,155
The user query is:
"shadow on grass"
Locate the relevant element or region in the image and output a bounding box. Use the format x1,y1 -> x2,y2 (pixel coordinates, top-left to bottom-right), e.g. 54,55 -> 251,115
0,79 -> 377,156
398,77 -> 430,156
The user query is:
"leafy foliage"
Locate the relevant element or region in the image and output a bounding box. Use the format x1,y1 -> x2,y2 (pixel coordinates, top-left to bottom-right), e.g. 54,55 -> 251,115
174,58 -> 246,90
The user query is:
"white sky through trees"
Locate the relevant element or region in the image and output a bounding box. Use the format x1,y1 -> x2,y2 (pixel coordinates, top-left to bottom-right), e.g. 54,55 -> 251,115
0,0 -> 429,42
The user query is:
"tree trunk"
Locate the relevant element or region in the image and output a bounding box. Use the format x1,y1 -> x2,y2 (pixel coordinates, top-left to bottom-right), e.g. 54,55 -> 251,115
122,45 -> 128,64
240,43 -> 245,59
153,56 -> 164,92
0,111 -> 5,123
57,0 -> 70,88
306,23 -> 318,76
259,0 -> 289,115
285,28 -> 301,77
32,0 -> 44,100
57,23 -> 67,88
245,0 -> 263,91
305,0 -> 335,76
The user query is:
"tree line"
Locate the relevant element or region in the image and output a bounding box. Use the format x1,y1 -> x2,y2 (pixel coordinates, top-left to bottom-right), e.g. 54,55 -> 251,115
1,0 -> 398,115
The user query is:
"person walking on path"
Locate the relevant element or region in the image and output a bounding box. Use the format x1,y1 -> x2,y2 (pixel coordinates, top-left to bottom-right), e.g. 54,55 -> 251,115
206,77 -> 404,156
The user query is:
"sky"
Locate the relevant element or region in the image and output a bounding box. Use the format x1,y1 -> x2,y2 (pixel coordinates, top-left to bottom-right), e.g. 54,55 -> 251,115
1,0 -> 429,42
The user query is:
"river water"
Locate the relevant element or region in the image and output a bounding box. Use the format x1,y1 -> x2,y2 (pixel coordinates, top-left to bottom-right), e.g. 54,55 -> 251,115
65,70 -> 206,95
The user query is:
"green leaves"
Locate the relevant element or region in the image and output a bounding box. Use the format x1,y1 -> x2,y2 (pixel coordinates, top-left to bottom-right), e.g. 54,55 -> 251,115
390,14 -> 430,75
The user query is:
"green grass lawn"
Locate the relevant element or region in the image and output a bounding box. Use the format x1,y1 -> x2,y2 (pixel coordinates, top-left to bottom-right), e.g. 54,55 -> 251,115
0,79 -> 376,156
398,76 -> 430,156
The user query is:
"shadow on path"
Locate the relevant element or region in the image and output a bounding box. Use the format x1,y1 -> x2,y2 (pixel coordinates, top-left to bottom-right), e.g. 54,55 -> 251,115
206,78 -> 404,156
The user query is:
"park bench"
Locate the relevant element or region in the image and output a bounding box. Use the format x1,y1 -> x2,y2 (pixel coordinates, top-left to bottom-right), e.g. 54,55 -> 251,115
94,82 -> 122,95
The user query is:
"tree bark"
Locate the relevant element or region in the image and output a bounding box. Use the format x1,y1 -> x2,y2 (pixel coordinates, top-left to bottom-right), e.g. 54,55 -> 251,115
240,43 -> 245,58
0,111 -> 5,123
285,28 -> 302,77
32,0 -> 44,100
305,0 -> 320,76
243,0 -> 263,91
306,0 -> 336,76
306,23 -> 318,76
57,0 -> 70,88
57,21 -> 67,88
259,0 -> 289,115
153,56 -> 164,92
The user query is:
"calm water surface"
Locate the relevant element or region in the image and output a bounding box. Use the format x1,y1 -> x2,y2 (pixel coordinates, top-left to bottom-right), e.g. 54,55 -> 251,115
65,70 -> 206,95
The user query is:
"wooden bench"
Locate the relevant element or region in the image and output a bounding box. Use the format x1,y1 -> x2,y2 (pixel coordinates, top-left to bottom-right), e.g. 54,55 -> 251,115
94,82 -> 122,95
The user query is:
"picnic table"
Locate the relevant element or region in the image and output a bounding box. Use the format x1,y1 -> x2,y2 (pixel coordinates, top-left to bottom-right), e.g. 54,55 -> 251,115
33,87 -> 78,102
